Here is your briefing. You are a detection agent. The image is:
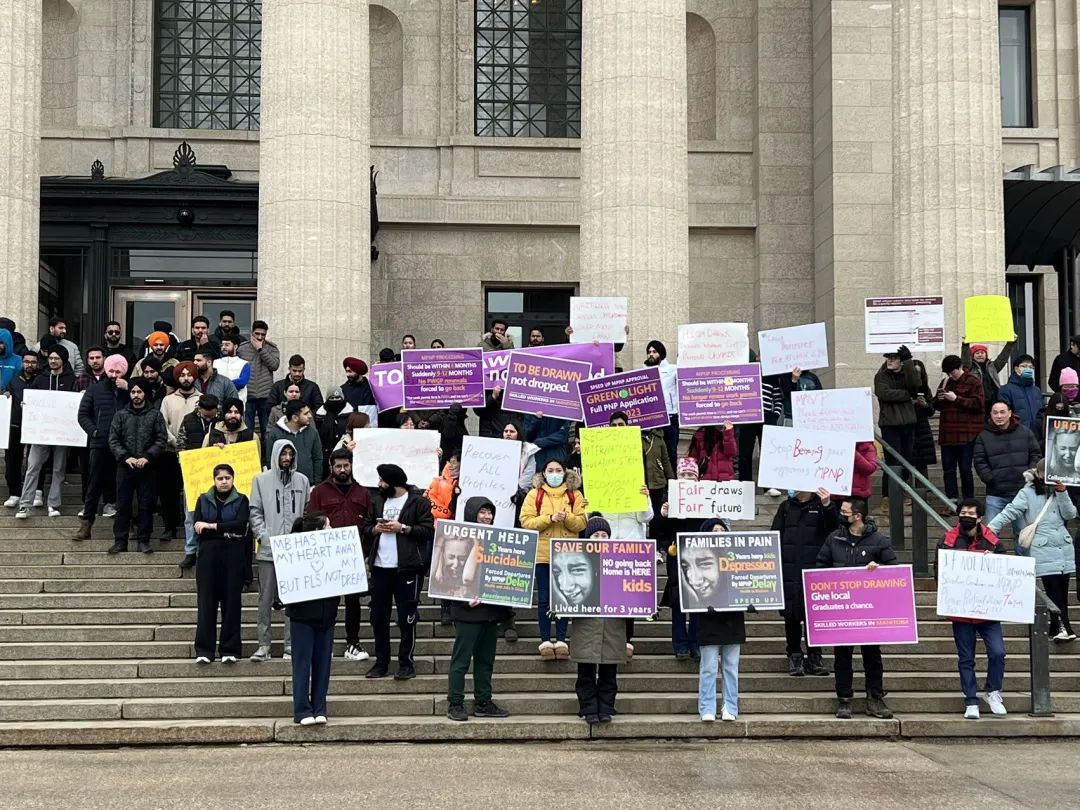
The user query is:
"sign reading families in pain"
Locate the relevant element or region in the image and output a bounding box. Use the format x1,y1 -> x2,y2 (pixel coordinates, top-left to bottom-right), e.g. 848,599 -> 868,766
757,424 -> 856,496
667,479 -> 756,521
1044,416 -> 1080,485
936,549 -> 1036,624
550,539 -> 656,617
271,525 -> 368,605
676,531 -> 784,612
179,440 -> 262,507
21,390 -> 86,447
427,519 -> 538,607
569,296 -> 628,344
802,565 -> 919,647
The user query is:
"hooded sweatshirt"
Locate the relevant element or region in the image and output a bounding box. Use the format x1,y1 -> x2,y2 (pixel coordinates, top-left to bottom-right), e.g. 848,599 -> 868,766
264,416 -> 323,482
0,328 -> 22,393
250,439 -> 311,562
448,496 -> 513,624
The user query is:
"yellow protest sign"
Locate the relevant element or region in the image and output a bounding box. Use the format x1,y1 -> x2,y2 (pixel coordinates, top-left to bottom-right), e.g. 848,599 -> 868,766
964,295 -> 1015,343
178,440 -> 262,508
579,426 -> 648,515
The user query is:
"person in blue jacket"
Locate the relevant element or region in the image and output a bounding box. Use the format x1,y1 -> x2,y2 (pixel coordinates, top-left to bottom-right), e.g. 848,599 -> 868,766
524,412 -> 571,470
997,354 -> 1044,433
0,327 -> 22,394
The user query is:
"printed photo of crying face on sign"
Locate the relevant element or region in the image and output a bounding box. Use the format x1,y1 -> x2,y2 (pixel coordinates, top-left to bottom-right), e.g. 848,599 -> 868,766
1045,416 -> 1080,485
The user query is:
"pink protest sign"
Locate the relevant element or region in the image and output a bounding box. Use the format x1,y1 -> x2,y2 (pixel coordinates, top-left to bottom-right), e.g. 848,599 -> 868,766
802,565 -> 918,647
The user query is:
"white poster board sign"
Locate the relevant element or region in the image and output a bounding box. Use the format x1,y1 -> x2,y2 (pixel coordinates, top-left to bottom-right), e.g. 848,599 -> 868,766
351,427 -> 439,487
757,323 -> 829,377
271,525 -> 369,605
0,396 -> 10,450
569,297 -> 628,344
21,390 -> 87,447
936,549 -> 1036,623
666,479 -> 756,521
864,296 -> 945,353
757,424 -> 856,496
454,435 -> 521,528
791,387 -> 874,442
677,323 -> 749,367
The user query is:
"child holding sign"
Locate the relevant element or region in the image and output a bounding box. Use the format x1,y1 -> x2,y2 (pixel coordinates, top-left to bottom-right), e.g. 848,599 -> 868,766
695,518 -> 745,723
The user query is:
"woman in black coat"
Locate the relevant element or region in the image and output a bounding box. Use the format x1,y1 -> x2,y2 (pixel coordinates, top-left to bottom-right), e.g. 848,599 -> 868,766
911,359 -> 938,470
696,518 -> 746,723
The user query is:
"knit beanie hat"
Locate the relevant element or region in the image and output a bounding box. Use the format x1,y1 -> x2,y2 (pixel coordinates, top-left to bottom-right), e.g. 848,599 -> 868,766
1061,368 -> 1079,386
677,457 -> 699,477
970,344 -> 989,356
584,516 -> 612,537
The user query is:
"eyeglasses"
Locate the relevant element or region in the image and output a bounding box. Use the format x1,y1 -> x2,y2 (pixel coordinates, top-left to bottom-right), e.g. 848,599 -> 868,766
105,330 -> 121,336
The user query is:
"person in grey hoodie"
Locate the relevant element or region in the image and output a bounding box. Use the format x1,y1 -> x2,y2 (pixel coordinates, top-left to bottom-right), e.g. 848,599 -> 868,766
249,439 -> 310,661
264,401 -> 323,483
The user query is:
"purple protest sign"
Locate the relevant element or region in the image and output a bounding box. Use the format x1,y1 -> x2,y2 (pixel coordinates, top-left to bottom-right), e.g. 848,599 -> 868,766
482,342 -> 616,390
802,565 -> 919,647
402,348 -> 485,409
501,352 -> 590,421
577,367 -> 670,429
550,538 -> 656,618
677,363 -> 763,426
369,362 -> 404,413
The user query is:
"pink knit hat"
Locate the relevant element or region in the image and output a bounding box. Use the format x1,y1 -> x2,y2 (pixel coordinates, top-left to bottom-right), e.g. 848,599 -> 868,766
677,457 -> 699,477
1061,368 -> 1079,386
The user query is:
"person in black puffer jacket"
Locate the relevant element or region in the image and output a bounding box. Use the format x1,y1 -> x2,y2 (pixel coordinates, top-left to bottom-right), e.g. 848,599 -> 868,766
73,354 -> 130,539
911,359 -> 937,471
974,401 -> 1041,539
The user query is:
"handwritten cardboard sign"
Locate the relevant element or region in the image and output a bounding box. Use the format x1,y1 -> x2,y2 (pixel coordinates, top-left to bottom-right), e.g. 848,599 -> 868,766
678,323 -> 750,368
454,435 -> 522,528
791,387 -> 874,441
758,323 -> 829,377
936,549 -> 1036,623
579,426 -> 648,514
666,479 -> 756,521
179,440 -> 262,507
757,424 -> 856,496
569,296 -> 628,344
271,525 -> 369,605
351,427 -> 439,487
21,390 -> 87,447
427,519 -> 538,607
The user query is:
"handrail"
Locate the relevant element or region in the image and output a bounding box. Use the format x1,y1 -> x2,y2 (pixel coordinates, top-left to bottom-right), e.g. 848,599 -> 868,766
874,432 -> 955,509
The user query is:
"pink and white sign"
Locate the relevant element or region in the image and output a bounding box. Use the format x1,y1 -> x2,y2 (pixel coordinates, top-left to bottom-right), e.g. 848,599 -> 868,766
803,565 -> 919,647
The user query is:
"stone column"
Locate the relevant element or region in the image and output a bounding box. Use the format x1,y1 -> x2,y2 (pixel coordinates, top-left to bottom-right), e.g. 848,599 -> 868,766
579,0 -> 689,363
0,1 -> 42,335
258,0 -> 370,390
894,1 -> 1005,348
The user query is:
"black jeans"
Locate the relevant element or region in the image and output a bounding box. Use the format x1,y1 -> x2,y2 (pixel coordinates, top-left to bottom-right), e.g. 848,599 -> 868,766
369,566 -> 424,668
783,598 -> 820,656
879,425 -> 915,497
83,448 -> 117,522
833,645 -> 884,699
738,423 -> 763,481
662,414 -> 679,472
195,539 -> 246,659
113,464 -> 156,543
576,663 -> 618,717
940,442 -> 975,500
1043,573 -> 1074,635
4,423 -> 23,496
154,453 -> 184,532
344,592 -> 365,647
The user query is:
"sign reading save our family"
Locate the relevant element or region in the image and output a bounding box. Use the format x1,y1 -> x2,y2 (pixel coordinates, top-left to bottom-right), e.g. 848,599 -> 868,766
550,538 -> 656,617
427,519 -> 538,607
271,525 -> 368,605
757,424 -> 856,496
936,549 -> 1036,624
501,352 -> 591,421
802,565 -> 919,646
676,531 -> 784,612
179,440 -> 262,507
577,367 -> 669,429
579,426 -> 648,514
401,348 -> 485,409
757,323 -> 829,376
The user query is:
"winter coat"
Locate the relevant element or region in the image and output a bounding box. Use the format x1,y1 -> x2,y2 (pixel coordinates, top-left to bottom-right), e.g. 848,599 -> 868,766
176,338 -> 220,362
600,504 -> 654,540
108,402 -> 168,462
131,355 -> 177,380
937,525 -> 1004,624
340,377 -> 376,409
250,439 -> 311,562
987,483 -> 1077,576
873,360 -> 920,427
285,595 -> 340,629
688,426 -> 737,482
424,463 -> 460,523
775,369 -> 822,419
268,376 -> 323,411
236,339 -> 281,400
33,337 -> 84,375
973,417 -> 1041,497
962,341 -> 1014,415
1049,349 -> 1080,392
160,389 -> 201,450
31,366 -> 77,394
851,441 -> 878,499
523,414 -> 571,471
935,371 -> 985,446
912,383 -> 937,466
449,496 -> 513,625
0,319 -> 27,358
478,334 -> 514,352
77,378 -> 128,449
519,469 -> 587,564
772,496 -> 839,612
264,418 -> 323,483
816,518 -> 897,568
203,421 -> 256,447
196,370 -> 238,405
6,372 -> 34,427
178,411 -> 216,452
193,487 -> 250,543
569,618 -> 627,664
656,359 -> 679,415
642,429 -> 674,489
0,328 -> 21,393
474,389 -> 507,439
697,611 -> 747,646
998,373 -> 1044,433
212,356 -> 250,401
307,476 -> 371,533
362,486 -> 435,573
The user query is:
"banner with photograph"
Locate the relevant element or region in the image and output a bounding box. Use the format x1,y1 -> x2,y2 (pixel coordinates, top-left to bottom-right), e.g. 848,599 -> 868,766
351,427 -> 439,487
20,390 -> 87,447
1045,416 -> 1080,485
936,549 -> 1036,624
271,525 -> 369,605
757,424 -> 856,496
803,565 -> 919,646
666,479 -> 756,521
676,531 -> 784,612
577,367 -> 669,429
179,440 -> 262,507
550,538 -> 656,617
427,519 -> 538,607
401,348 -> 485,409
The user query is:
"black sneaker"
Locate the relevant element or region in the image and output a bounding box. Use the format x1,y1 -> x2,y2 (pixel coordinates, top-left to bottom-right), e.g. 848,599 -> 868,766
835,699 -> 853,719
788,653 -> 805,677
866,694 -> 894,719
803,653 -> 829,676
394,665 -> 416,681
365,663 -> 389,679
178,553 -> 197,570
675,650 -> 691,661
585,714 -> 600,725
158,528 -> 176,542
107,540 -> 128,555
447,703 -> 468,721
504,626 -> 519,643
598,713 -> 612,723
137,541 -> 153,554
689,648 -> 701,661
473,700 -> 510,718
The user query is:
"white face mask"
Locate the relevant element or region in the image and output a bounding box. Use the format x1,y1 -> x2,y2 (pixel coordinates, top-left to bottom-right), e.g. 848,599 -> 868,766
545,472 -> 564,487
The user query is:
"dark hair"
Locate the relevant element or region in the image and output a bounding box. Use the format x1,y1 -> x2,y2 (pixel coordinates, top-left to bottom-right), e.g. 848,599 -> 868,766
193,350 -> 213,362
252,320 -> 269,332
941,354 -> 963,374
212,463 -> 235,478
292,513 -> 327,533
911,359 -> 929,388
608,411 -> 629,425
490,318 -> 508,330
430,339 -> 445,349
329,448 -> 353,465
198,394 -> 219,410
990,399 -> 1011,411
345,412 -> 370,431
542,457 -> 568,471
402,334 -> 415,343
21,348 -> 38,359
85,345 -> 105,357
288,354 -> 305,367
531,326 -> 545,337
284,400 -> 307,420
846,497 -> 869,522
105,320 -> 121,330
220,335 -> 237,345
191,315 -> 209,327
1015,354 -> 1036,367
48,316 -> 66,329
957,497 -> 984,517
219,309 -> 235,319
397,411 -> 417,428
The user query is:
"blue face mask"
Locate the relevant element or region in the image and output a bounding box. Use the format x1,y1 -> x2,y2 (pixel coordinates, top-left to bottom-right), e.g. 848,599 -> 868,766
545,472 -> 564,487
787,490 -> 797,499
1020,368 -> 1035,381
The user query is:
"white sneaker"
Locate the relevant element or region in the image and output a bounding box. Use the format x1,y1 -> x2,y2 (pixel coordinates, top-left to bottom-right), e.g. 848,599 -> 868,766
964,705 -> 980,720
984,691 -> 1007,716
721,708 -> 737,721
700,713 -> 716,722
102,503 -> 117,518
1066,630 -> 1078,642
1053,628 -> 1070,642
47,507 -> 61,518
766,488 -> 782,497
314,715 -> 327,724
343,644 -> 369,661
33,490 -> 43,507
195,656 -> 211,665
76,508 -> 85,518
625,643 -> 634,659
249,646 -> 270,662
282,652 -> 292,661
3,495 -> 18,508
299,716 -> 317,726
221,655 -> 237,664
14,508 -> 29,520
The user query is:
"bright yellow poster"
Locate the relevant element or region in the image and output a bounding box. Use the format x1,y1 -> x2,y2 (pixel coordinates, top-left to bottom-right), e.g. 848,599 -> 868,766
179,440 -> 262,508
964,295 -> 1014,342
579,426 -> 648,515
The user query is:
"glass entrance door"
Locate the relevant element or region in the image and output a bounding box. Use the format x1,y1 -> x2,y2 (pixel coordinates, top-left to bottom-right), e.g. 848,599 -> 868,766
113,289 -> 189,351
192,293 -> 257,339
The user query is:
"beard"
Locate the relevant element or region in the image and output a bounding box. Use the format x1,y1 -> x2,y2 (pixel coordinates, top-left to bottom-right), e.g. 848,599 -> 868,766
333,471 -> 352,484
224,418 -> 242,430
178,380 -> 194,391
643,356 -> 658,366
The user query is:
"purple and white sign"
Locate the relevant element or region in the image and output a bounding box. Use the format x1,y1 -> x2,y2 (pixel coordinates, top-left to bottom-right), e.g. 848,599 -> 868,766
501,352 -> 591,422
577,367 -> 670,429
550,538 -> 656,618
482,342 -> 615,390
803,565 -> 919,647
369,362 -> 404,413
677,363 -> 763,426
402,348 -> 485,409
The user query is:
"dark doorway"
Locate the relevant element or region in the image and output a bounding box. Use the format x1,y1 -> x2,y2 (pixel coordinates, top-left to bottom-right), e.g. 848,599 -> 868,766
485,286 -> 574,348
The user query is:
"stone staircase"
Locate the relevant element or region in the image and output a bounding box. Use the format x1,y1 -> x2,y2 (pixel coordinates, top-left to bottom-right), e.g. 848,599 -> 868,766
1,479 -> 1079,747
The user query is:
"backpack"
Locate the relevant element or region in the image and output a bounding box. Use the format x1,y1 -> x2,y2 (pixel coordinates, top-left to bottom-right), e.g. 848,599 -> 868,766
535,488 -> 575,513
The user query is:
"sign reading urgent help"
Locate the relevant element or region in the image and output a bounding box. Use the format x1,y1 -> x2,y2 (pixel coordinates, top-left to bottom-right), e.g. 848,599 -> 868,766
501,351 -> 591,421
936,549 -> 1036,624
963,294 -> 1015,343
676,363 -> 763,426
1044,416 -> 1080,486
427,519 -> 538,607
179,440 -> 262,508
757,322 -> 829,377
20,390 -> 86,447
757,424 -> 856,496
791,387 -> 874,441
569,296 -> 628,344
667,479 -> 756,521
550,538 -> 656,617
676,531 -> 784,612
577,366 -> 670,429
579,426 -> 649,514
802,565 -> 919,647
271,525 -> 369,605
401,348 -> 485,409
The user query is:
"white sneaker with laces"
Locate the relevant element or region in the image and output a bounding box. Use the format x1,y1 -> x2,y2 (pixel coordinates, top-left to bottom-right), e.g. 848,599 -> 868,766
343,644 -> 369,661
102,503 -> 117,518
221,655 -> 237,664
195,656 -> 211,665
1066,630 -> 1078,641
76,508 -> 85,518
299,716 -> 317,726
721,708 -> 737,722
1053,628 -> 1071,642
700,713 -> 716,722
33,490 -> 43,507
3,495 -> 18,508
766,488 -> 782,497
964,705 -> 980,720
984,691 -> 1007,716
15,508 -> 29,520
47,507 -> 61,518
282,652 -> 292,661
314,715 -> 327,724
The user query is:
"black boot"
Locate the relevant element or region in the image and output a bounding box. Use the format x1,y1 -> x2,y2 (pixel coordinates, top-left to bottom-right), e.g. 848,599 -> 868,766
835,698 -> 853,719
178,553 -> 197,570
788,653 -> 805,676
107,539 -> 128,555
803,651 -> 829,676
866,691 -> 893,719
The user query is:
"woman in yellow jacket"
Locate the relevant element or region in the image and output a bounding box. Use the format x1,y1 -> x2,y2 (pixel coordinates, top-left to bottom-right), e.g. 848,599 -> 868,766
520,458 -> 587,660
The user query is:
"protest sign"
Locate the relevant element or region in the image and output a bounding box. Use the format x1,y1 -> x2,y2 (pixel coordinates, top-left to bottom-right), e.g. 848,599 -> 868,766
677,323 -> 749,367
550,538 -> 656,617
1045,416 -> 1080,485
676,363 -> 763,426
401,348 -> 485,409
676,531 -> 784,611
454,435 -> 521,528
666,479 -> 756,521
803,565 -> 919,646
758,322 -> 829,376
758,424 -> 856,495
0,396 -> 10,450
271,525 -> 368,605
427,519 -> 538,607
569,296 -> 628,344
351,427 -> 439,487
179,440 -> 262,506
482,342 -> 615,390
936,549 -> 1036,624
579,426 -> 648,514
501,352 -> 591,421
791,387 -> 874,441
964,295 -> 1014,343
864,296 -> 945,353
20,390 -> 86,447
577,367 -> 669,429
369,362 -> 404,412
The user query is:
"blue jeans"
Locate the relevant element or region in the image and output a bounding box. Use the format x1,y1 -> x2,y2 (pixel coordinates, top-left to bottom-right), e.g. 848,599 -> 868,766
985,494 -> 1025,550
535,563 -> 568,642
183,492 -> 197,556
940,442 -> 976,501
290,621 -> 335,721
699,644 -> 740,717
952,621 -> 1005,705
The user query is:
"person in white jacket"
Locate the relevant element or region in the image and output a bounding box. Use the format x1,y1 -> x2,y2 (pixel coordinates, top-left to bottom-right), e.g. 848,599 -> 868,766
213,336 -> 251,403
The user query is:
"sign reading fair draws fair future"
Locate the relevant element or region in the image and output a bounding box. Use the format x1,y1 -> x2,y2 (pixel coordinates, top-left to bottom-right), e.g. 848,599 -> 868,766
569,296 -> 628,344
667,479 -> 756,521
757,424 -> 856,496
936,549 -> 1036,624
757,323 -> 829,377
271,525 -> 369,605
864,296 -> 945,353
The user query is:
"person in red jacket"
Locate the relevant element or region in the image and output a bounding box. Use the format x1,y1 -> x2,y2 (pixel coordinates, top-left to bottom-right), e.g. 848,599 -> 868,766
850,441 -> 878,499
306,448 -> 372,662
935,355 -> 985,508
687,422 -> 738,481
